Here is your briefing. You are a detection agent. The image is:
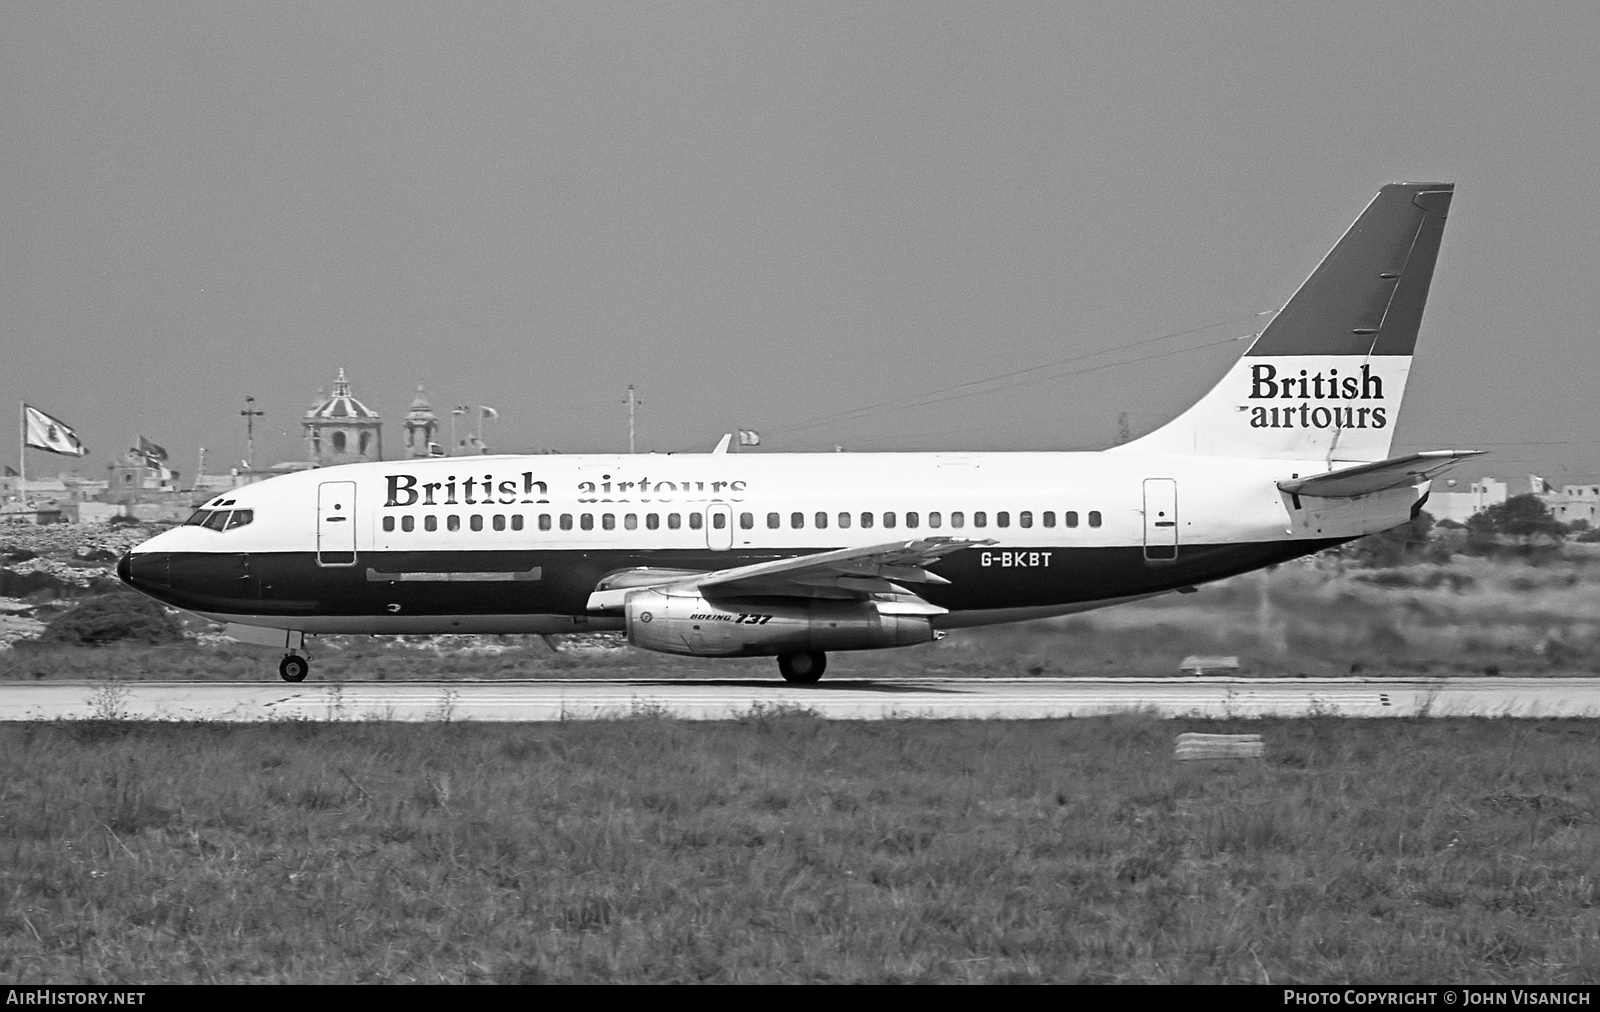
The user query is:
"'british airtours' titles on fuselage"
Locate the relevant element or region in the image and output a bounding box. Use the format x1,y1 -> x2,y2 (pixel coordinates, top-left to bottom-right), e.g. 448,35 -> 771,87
1246,363 -> 1390,430
384,471 -> 749,509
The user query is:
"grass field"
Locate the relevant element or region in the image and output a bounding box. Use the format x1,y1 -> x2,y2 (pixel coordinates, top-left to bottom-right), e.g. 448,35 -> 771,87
2,716 -> 1597,983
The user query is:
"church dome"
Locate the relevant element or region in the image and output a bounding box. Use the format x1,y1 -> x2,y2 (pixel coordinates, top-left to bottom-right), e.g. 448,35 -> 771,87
305,369 -> 381,421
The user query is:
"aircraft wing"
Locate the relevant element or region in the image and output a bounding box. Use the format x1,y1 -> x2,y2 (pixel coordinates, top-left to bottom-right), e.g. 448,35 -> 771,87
698,536 -> 992,598
1277,450 -> 1485,499
586,537 -> 992,613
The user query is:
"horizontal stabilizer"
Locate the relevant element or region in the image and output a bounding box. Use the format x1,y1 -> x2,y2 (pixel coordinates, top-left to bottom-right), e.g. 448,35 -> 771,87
1277,450 -> 1484,498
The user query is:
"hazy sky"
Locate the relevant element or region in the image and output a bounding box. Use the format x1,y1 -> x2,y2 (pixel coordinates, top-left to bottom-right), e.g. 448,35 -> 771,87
4,1 -> 1599,483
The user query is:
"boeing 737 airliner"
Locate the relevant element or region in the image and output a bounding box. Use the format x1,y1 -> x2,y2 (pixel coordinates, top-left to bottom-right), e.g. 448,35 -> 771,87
120,182 -> 1478,683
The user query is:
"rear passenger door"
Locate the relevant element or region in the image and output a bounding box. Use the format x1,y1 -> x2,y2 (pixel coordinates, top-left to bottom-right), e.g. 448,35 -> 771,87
1142,478 -> 1178,563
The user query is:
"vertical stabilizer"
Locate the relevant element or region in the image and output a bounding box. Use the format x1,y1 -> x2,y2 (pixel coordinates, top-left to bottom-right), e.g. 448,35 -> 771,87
1116,182 -> 1454,462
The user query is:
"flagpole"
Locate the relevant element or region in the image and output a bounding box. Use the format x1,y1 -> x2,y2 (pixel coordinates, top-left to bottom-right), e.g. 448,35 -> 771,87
18,402 -> 25,498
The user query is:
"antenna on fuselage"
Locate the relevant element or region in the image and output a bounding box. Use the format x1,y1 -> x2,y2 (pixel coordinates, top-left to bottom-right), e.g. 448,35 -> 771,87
625,385 -> 642,453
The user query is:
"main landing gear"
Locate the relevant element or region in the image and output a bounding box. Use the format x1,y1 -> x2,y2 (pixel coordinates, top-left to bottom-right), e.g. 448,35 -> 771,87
279,653 -> 310,683
777,650 -> 827,685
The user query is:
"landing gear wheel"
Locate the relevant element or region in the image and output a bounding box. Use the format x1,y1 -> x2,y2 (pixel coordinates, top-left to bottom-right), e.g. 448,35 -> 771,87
279,654 -> 309,683
778,650 -> 827,684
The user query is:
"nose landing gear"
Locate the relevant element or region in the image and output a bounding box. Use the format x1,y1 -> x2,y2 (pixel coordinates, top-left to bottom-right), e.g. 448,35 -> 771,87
279,654 -> 310,683
777,650 -> 827,684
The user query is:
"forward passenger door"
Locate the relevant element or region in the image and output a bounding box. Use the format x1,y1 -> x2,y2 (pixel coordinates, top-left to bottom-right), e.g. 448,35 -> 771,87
317,481 -> 357,566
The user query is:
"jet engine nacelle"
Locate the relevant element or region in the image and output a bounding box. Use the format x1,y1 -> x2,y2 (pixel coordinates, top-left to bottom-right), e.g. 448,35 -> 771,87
623,588 -> 936,658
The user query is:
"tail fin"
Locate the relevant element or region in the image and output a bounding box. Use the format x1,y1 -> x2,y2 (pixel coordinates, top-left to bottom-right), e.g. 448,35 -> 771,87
1117,182 -> 1454,462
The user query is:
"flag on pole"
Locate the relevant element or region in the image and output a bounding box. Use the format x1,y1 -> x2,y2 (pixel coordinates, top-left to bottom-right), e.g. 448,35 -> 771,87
479,405 -> 499,420
24,405 -> 88,457
1531,474 -> 1554,495
737,429 -> 760,446
137,435 -> 168,462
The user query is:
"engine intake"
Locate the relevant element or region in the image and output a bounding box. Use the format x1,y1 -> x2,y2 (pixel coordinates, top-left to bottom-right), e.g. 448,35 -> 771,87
623,588 -> 935,657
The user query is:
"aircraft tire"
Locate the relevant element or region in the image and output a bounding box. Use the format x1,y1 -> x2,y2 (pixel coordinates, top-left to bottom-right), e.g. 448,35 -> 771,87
778,650 -> 826,684
279,654 -> 309,683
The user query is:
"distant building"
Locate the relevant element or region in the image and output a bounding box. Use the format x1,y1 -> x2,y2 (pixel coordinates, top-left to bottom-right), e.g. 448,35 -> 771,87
403,386 -> 440,458
103,450 -> 180,504
1427,477 -> 1507,524
1541,481 -> 1600,527
303,368 -> 383,467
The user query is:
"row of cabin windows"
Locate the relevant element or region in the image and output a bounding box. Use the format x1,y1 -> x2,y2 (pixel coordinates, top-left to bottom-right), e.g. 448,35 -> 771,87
380,508 -> 1103,535
766,509 -> 1100,530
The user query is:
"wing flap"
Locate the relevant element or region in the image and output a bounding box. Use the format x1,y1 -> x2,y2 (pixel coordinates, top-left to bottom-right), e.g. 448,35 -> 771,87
1278,450 -> 1485,498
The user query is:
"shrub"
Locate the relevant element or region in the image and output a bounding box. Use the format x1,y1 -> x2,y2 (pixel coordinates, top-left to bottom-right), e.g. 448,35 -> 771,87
38,591 -> 185,645
1468,494 -> 1566,542
1343,511 -> 1438,568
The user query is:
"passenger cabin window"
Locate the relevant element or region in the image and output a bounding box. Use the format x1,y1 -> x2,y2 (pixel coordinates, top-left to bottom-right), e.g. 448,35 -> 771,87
860,512 -> 874,529
493,515 -> 505,531
581,514 -> 594,531
905,512 -> 918,529
951,512 -> 964,528
997,512 -> 1010,528
838,512 -> 851,529
402,515 -> 415,532
383,516 -> 394,532
974,511 -> 987,528
668,514 -> 681,530
1088,511 -> 1102,528
447,515 -> 461,532
767,513 -> 780,529
689,513 -> 703,530
883,512 -> 896,529
791,512 -> 804,529
711,513 -> 726,530
815,512 -> 827,529
425,515 -> 438,532
602,514 -> 615,531
1065,511 -> 1079,528
539,514 -> 552,531
1020,511 -> 1033,529
740,513 -> 753,530
511,515 -> 524,531
560,514 -> 573,531
646,514 -> 659,530
1043,511 -> 1055,528
470,515 -> 483,532
625,514 -> 638,530
928,512 -> 941,529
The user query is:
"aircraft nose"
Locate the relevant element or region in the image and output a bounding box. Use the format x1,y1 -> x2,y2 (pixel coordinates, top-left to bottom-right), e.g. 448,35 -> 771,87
119,552 -> 170,594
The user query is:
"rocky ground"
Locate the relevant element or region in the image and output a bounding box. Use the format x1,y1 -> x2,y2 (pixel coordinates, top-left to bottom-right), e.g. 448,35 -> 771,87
0,521 -> 164,647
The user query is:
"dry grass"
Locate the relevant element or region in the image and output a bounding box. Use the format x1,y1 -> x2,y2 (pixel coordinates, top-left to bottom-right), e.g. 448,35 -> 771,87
2,717 -> 1598,983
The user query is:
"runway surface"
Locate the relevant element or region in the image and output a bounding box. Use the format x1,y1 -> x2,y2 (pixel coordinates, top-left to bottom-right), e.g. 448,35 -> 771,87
1,676 -> 1598,722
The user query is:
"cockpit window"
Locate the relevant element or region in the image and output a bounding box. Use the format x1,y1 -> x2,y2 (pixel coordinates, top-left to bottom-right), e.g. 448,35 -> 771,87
186,508 -> 255,531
